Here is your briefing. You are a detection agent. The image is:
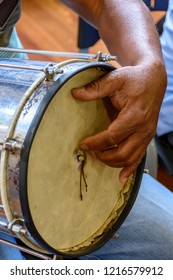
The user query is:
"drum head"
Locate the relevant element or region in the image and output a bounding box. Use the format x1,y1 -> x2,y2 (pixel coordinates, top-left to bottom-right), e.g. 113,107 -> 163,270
19,63 -> 144,257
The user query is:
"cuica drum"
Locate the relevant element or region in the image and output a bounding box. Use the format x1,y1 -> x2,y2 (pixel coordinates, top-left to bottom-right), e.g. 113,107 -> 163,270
0,57 -> 145,258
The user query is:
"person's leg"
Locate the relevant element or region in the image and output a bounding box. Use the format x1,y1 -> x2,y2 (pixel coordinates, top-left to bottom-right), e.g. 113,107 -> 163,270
80,174 -> 173,260
0,233 -> 24,260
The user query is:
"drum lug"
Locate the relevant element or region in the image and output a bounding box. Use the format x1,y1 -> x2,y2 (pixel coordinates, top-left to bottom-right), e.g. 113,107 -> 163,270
8,218 -> 27,236
44,63 -> 63,80
3,138 -> 24,153
95,51 -> 117,62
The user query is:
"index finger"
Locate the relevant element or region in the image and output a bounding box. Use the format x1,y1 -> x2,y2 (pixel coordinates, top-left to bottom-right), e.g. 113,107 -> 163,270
79,129 -> 118,151
79,109 -> 134,151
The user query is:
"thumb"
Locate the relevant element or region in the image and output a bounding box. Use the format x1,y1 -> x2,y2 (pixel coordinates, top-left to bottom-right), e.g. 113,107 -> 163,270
71,69 -> 122,101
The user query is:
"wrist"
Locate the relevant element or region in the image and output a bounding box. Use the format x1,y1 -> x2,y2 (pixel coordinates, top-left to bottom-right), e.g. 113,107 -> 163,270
136,58 -> 167,88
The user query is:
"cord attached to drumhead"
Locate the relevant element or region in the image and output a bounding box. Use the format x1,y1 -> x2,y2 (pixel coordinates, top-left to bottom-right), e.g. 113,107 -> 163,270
76,150 -> 88,200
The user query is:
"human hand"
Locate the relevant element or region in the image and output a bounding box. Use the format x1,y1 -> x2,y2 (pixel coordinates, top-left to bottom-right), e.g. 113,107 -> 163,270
72,63 -> 166,183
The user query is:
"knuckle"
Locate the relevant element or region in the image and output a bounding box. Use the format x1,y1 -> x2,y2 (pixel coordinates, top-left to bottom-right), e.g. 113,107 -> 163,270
132,112 -> 146,127
86,80 -> 100,94
106,132 -> 117,147
124,157 -> 133,166
117,151 -> 134,166
118,156 -> 133,168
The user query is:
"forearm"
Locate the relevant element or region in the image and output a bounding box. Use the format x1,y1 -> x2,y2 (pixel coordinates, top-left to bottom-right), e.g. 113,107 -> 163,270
61,0 -> 164,67
95,0 -> 163,67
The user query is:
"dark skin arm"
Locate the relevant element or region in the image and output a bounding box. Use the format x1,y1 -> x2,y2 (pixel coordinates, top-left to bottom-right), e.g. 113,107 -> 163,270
61,0 -> 167,182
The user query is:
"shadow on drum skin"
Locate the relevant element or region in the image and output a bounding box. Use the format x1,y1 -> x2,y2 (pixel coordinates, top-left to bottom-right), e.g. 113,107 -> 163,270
103,97 -> 119,123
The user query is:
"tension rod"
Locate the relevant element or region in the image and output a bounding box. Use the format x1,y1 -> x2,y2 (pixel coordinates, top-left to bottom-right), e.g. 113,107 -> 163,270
0,47 -> 117,62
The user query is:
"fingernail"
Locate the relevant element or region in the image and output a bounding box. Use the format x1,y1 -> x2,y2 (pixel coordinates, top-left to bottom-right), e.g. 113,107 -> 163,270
78,86 -> 86,91
72,87 -> 85,94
